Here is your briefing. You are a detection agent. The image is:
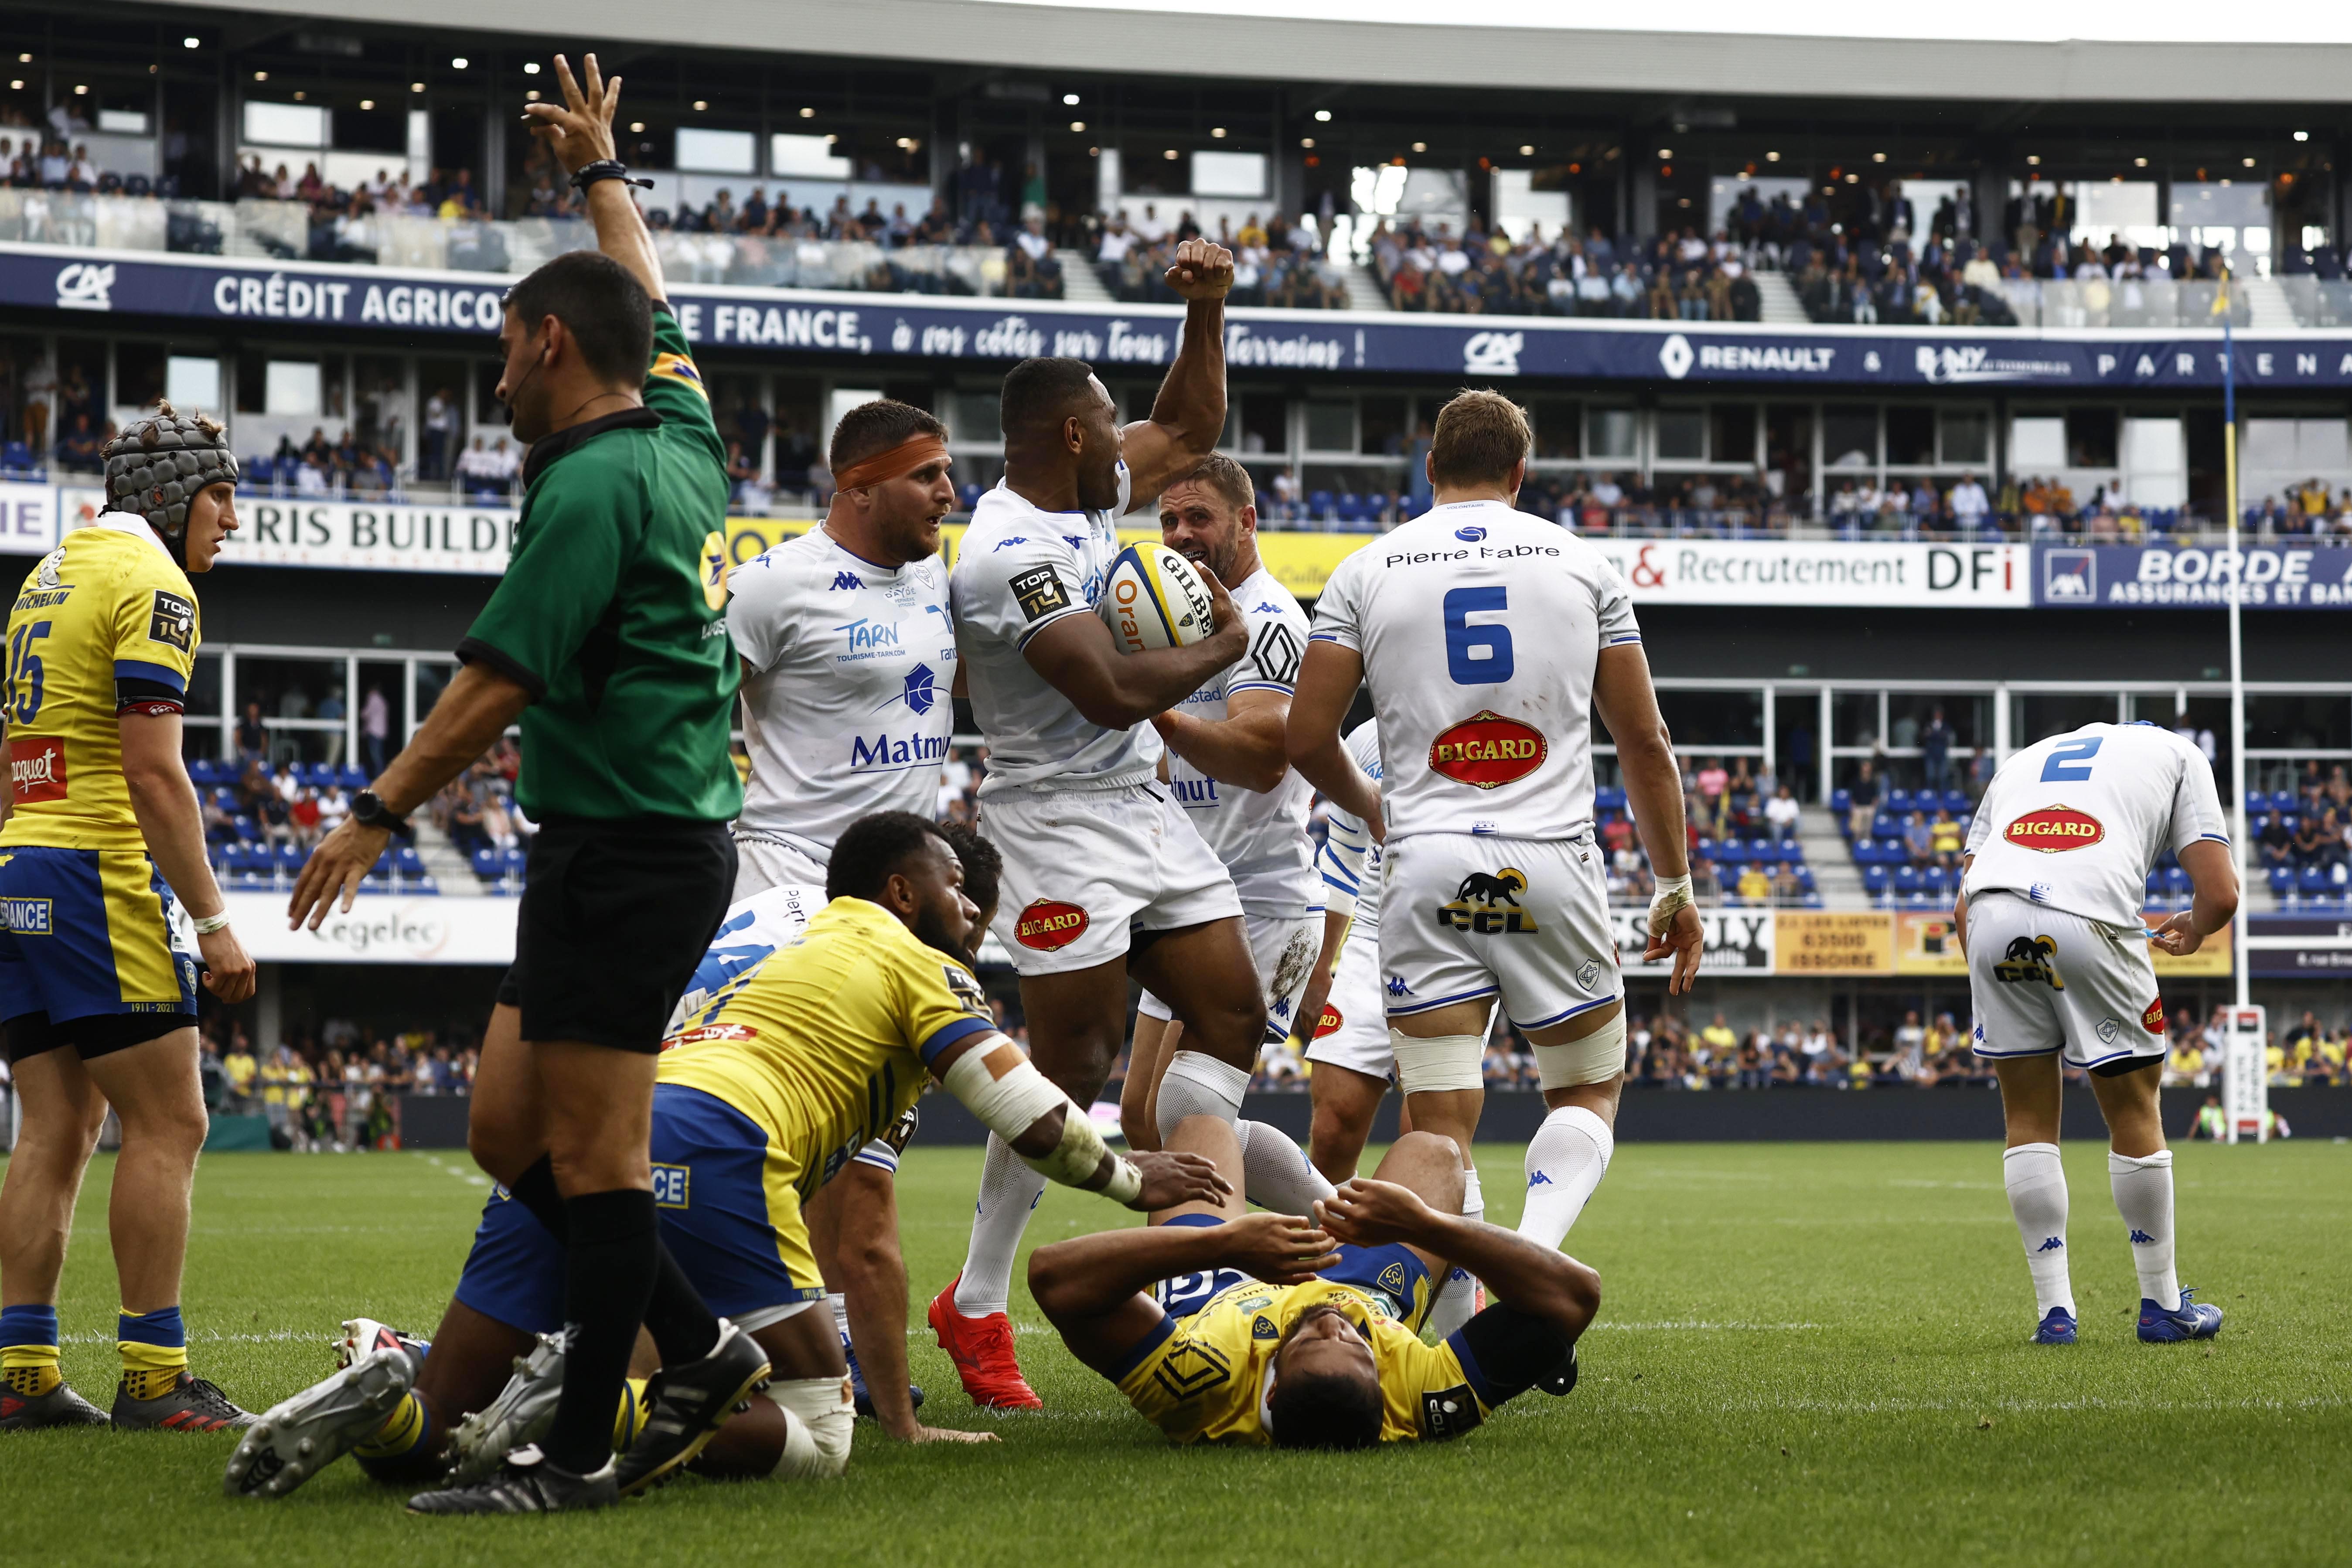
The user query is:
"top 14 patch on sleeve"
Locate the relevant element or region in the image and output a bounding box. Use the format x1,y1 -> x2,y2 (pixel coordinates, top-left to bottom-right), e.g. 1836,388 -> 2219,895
149,589 -> 196,651
1009,566 -> 1071,621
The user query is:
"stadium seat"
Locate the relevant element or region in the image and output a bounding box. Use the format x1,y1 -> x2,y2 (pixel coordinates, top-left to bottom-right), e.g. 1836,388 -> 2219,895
1886,789 -> 1912,814
1595,786 -> 1626,812
1940,790 -> 1969,814
1306,489 -> 1334,522
1862,866 -> 1889,897
2270,864 -> 2295,896
2299,865 -> 2330,896
1830,788 -> 1852,815
1894,866 -> 1921,895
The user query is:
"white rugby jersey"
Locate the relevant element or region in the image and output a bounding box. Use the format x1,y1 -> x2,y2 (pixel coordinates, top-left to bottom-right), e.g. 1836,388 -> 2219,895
1166,566 -> 1316,916
727,526 -> 954,861
1313,720 -> 1386,936
1309,499 -> 1639,843
665,882 -> 820,1033
951,466 -> 1163,794
1963,722 -> 2229,930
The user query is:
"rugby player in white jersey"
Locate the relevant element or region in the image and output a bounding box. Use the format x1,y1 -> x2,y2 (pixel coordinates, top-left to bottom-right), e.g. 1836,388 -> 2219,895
726,399 -> 956,896
1957,721 -> 2237,1346
933,238 -> 1266,1409
719,402 -> 968,1425
1288,390 -> 1702,1262
1117,454 -> 1337,1222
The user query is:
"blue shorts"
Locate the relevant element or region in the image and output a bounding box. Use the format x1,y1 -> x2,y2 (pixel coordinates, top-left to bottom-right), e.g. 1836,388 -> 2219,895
0,845 -> 198,1061
453,1084 -> 829,1336
1148,1212 -> 1432,1329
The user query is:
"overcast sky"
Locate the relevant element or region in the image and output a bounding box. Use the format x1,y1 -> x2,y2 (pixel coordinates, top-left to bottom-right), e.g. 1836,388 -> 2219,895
974,0 -> 2349,44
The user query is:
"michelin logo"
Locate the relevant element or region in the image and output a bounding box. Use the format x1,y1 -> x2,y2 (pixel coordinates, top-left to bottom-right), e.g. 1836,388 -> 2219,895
56,262 -> 115,311
1463,331 -> 1524,376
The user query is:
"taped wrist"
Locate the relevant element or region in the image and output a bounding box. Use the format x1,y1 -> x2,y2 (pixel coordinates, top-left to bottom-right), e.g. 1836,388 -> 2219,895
938,1042 -> 1130,1197
1534,1012 -> 1626,1089
1390,1031 -> 1486,1094
1648,873 -> 1694,937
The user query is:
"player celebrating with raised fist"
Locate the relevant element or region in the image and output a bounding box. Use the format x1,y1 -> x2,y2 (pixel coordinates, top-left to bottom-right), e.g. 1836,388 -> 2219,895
1958,721 -> 2238,1346
1288,390 -> 1701,1263
931,240 -> 1264,1410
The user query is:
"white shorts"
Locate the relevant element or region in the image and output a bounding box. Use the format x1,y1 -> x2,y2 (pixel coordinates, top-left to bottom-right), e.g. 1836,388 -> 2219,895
1967,892 -> 2167,1071
733,833 -> 827,900
1379,833 -> 1619,1032
1303,919 -> 1394,1080
980,783 -> 1243,977
1139,912 -> 1321,1041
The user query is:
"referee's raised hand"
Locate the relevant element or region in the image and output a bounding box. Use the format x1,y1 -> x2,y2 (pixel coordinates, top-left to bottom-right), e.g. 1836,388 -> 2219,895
523,53 -> 621,177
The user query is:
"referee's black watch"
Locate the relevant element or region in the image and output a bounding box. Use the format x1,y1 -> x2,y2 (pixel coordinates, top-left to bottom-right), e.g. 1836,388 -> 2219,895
351,790 -> 410,835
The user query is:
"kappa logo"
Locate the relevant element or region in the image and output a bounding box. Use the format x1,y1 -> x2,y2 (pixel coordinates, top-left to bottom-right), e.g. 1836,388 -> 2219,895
1992,935 -> 2064,990
2005,804 -> 2104,853
1015,899 -> 1089,951
2129,1229 -> 2155,1245
1437,869 -> 1539,935
1250,620 -> 1302,687
1253,601 -> 1281,614
1385,975 -> 1415,997
1428,711 -> 1547,790
829,571 -> 863,591
992,535 -> 1029,550
1527,1171 -> 1554,1188
2036,1237 -> 2065,1253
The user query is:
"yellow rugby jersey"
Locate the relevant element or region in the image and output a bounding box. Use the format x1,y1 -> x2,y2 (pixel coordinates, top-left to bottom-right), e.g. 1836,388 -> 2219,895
4,519 -> 201,851
1117,1277 -> 1490,1446
657,896 -> 995,1196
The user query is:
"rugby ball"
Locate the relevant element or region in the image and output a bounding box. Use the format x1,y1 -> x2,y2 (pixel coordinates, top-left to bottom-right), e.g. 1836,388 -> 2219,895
1100,543 -> 1215,653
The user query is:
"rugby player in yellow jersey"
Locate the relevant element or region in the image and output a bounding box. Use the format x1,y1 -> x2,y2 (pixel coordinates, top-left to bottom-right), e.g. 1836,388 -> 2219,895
1032,1115 -> 1598,1448
0,403 -> 257,1433
231,811 -> 1224,1502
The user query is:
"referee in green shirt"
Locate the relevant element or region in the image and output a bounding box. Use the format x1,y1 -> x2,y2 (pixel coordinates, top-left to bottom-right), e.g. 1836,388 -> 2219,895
290,55 -> 766,1513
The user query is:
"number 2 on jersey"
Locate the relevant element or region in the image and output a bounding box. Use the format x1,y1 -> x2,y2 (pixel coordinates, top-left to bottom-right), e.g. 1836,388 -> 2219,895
1442,588 -> 1513,685
6,620 -> 49,724
2040,737 -> 2100,782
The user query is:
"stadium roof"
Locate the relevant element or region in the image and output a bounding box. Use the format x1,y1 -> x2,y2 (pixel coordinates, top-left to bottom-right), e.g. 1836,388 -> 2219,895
157,0 -> 2352,104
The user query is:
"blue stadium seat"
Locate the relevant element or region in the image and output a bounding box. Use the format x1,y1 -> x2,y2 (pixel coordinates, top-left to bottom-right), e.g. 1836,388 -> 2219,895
1862,866 -> 1889,897
1941,789 -> 1968,814
1335,492 -> 1366,525
1894,866 -> 1922,895
1307,489 -> 1335,522
1886,788 -> 1913,814
958,482 -> 983,512
2270,864 -> 2294,896
1830,788 -> 1852,815
1777,837 -> 1803,861
1716,840 -> 1746,868
0,440 -> 34,476
2300,865 -> 2330,895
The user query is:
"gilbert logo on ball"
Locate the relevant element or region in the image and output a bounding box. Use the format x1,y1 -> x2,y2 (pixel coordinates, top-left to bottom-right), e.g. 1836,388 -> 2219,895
2005,805 -> 2104,852
1101,544 -> 1213,653
1015,899 -> 1090,951
1428,711 -> 1547,789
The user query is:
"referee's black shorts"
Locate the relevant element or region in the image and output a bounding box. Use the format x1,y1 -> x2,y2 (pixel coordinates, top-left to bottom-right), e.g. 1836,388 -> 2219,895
495,815 -> 736,1053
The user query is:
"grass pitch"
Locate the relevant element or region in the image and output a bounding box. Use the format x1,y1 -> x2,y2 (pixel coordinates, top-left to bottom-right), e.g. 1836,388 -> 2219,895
5,1137 -> 2346,1567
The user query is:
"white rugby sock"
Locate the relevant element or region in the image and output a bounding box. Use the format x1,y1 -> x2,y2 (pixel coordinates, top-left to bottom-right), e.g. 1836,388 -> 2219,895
1154,1050 -> 1251,1144
952,1134 -> 1049,1319
1518,1107 -> 1612,1249
2002,1142 -> 2075,1318
1424,1166 -> 1486,1341
2109,1148 -> 2180,1310
1232,1121 -> 1336,1214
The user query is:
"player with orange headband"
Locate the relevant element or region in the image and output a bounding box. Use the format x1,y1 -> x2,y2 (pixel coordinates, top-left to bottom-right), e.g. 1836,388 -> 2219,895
719,397 -> 961,1432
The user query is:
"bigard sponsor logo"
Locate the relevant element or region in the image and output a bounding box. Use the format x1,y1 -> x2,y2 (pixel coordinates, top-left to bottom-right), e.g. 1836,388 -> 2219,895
1015,899 -> 1089,951
1428,711 -> 1547,790
2006,804 -> 2104,853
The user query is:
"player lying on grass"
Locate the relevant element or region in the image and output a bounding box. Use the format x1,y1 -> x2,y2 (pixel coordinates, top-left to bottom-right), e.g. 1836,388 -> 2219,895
227,813 -> 1225,1502
1030,1115 -> 1597,1447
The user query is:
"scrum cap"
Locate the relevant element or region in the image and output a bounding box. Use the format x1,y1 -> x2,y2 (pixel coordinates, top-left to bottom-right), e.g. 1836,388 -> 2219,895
102,401 -> 239,563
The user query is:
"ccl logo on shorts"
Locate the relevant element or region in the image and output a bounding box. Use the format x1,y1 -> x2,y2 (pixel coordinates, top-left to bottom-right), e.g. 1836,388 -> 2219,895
1015,899 -> 1089,951
1428,712 -> 1547,790
1435,869 -> 1540,935
10,736 -> 67,804
651,1163 -> 689,1209
2006,805 -> 2104,853
1992,935 -> 2064,990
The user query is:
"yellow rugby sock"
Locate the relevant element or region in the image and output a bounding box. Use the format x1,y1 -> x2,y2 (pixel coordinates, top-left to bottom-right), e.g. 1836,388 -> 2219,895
614,1377 -> 652,1450
2,1304 -> 63,1396
355,1391 -> 429,1459
117,1306 -> 189,1401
